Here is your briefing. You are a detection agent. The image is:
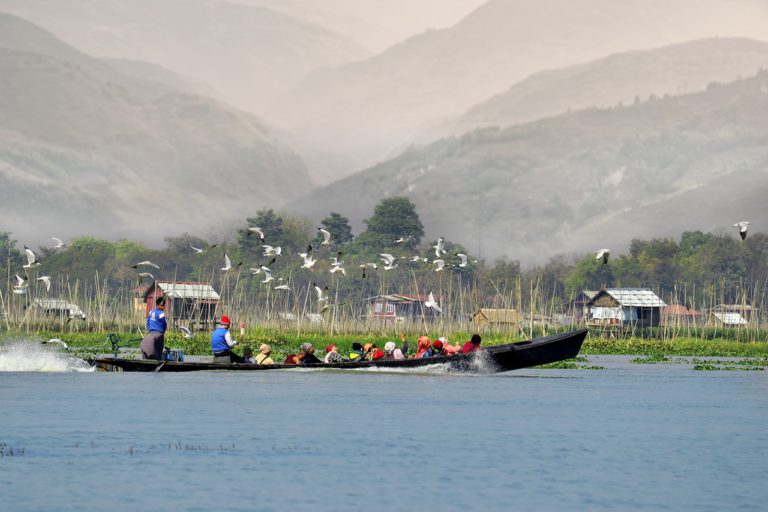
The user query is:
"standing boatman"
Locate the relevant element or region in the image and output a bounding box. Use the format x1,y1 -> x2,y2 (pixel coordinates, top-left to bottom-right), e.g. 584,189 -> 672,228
140,296 -> 167,360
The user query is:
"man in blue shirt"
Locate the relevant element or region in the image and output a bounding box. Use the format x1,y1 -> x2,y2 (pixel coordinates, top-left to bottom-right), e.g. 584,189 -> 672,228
140,297 -> 167,360
211,315 -> 244,363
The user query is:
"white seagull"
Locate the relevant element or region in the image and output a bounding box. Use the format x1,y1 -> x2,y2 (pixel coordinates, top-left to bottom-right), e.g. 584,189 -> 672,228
395,236 -> 412,244
433,237 -> 447,258
37,276 -> 51,292
410,255 -> 428,263
433,259 -> 446,272
51,237 -> 68,249
178,326 -> 193,339
455,253 -> 469,267
318,227 -> 331,245
190,244 -> 204,254
221,254 -> 242,272
248,226 -> 265,239
299,245 -> 316,270
424,291 -> 443,314
313,282 -> 329,302
262,245 -> 282,257
274,284 -> 291,291
23,245 -> 41,268
137,272 -> 154,284
733,221 -> 750,240
13,274 -> 28,294
596,248 -> 610,265
42,338 -> 68,349
131,260 -> 160,270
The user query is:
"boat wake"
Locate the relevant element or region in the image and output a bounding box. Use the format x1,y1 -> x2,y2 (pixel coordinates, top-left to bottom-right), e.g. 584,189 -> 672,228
0,341 -> 94,372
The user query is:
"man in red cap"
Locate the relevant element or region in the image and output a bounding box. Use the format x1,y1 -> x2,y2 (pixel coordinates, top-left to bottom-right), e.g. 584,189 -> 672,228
210,315 -> 244,363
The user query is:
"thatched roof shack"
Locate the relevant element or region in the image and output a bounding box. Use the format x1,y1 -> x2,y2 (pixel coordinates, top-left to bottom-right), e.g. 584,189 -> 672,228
471,308 -> 520,330
588,288 -> 666,328
32,299 -> 86,321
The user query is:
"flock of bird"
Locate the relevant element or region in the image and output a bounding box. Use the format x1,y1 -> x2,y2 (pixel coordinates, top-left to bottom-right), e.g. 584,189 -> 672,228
10,221 -> 753,316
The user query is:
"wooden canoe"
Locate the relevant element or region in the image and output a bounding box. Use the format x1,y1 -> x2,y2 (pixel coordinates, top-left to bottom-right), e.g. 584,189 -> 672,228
88,329 -> 587,373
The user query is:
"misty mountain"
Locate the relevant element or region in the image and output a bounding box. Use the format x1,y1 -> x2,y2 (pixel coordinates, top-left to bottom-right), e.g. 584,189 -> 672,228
0,0 -> 369,117
285,71 -> 768,265
286,0 -> 768,181
426,38 -> 768,141
0,13 -> 312,245
237,0 -> 486,53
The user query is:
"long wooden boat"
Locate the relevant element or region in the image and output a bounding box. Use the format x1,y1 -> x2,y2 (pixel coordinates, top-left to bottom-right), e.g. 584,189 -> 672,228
88,329 -> 587,373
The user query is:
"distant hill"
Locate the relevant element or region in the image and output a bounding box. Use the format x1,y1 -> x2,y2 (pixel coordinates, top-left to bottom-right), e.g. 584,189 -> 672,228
238,0 -> 486,52
285,71 -> 768,264
425,38 -> 768,141
0,13 -> 313,245
0,0 -> 369,117
285,0 -> 768,181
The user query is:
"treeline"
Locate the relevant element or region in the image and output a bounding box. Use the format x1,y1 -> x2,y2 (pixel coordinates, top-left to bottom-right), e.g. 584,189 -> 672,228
2,197 -> 767,310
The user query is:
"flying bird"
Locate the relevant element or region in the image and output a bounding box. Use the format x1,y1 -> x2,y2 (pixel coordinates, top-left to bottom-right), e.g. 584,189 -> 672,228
51,237 -> 68,249
178,326 -> 193,339
455,253 -> 469,267
137,272 -> 154,284
221,254 -> 242,272
395,236 -> 412,244
13,274 -> 28,294
274,284 -> 291,291
41,338 -> 68,349
595,248 -> 610,265
410,255 -> 428,263
247,226 -> 265,239
131,260 -> 160,270
433,237 -> 447,258
37,275 -> 51,292
424,291 -> 443,314
359,262 -> 377,279
299,245 -> 316,269
262,245 -> 282,257
318,227 -> 331,245
733,221 -> 750,240
23,245 -> 41,268
313,283 -> 329,302
433,259 -> 446,272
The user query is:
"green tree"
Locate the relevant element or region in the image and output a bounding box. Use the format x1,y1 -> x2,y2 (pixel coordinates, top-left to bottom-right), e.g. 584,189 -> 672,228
356,197 -> 424,251
564,254 -> 615,298
237,209 -> 284,260
318,212 -> 354,245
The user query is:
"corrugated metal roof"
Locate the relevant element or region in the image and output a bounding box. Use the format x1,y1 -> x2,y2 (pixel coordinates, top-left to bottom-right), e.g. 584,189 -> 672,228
712,312 -> 748,325
157,281 -> 220,300
604,288 -> 667,307
32,299 -> 86,317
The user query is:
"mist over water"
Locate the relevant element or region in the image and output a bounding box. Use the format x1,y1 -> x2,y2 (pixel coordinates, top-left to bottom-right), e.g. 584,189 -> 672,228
0,341 -> 93,372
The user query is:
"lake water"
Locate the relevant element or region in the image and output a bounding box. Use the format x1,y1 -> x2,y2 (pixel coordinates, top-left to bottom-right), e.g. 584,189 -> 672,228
1,344 -> 767,511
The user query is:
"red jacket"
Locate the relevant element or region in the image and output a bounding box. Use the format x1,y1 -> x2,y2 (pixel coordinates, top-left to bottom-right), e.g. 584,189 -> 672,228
462,341 -> 481,353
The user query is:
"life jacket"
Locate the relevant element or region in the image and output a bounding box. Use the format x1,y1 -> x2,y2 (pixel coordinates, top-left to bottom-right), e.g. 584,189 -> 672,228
349,350 -> 364,360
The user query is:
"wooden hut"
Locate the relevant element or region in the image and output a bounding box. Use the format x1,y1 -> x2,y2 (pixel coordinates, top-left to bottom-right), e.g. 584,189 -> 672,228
368,294 -> 438,323
661,304 -> 703,327
471,308 -> 520,330
587,288 -> 666,328
32,299 -> 86,322
142,281 -> 220,329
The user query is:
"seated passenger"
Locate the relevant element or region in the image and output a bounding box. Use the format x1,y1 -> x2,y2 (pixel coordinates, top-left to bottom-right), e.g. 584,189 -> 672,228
211,316 -> 244,363
299,343 -> 322,365
432,339 -> 445,356
414,335 -> 433,358
283,354 -> 300,365
242,346 -> 255,364
382,341 -> 406,360
439,337 -> 462,355
462,334 -> 483,354
324,344 -> 344,364
349,342 -> 365,361
363,343 -> 385,361
255,344 -> 275,365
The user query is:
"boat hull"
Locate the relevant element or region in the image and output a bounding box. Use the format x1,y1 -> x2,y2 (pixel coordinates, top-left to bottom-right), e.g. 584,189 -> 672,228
89,329 -> 587,373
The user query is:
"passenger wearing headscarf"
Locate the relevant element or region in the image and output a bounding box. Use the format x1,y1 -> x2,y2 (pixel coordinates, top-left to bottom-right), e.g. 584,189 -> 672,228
299,343 -> 322,365
382,341 -> 405,360
363,343 -> 385,361
414,335 -> 433,358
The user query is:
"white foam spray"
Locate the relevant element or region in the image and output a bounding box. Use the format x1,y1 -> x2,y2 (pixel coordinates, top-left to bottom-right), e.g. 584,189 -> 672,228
0,340 -> 94,372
